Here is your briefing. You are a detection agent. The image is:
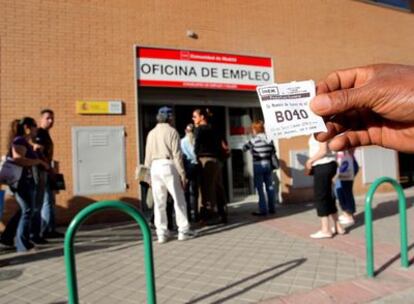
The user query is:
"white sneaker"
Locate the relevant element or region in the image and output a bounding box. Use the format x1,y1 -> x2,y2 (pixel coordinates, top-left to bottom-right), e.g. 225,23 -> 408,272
339,215 -> 355,225
178,230 -> 197,241
157,233 -> 171,244
309,230 -> 332,239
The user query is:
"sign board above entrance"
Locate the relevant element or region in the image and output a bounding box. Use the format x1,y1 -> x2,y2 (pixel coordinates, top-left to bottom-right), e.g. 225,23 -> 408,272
136,47 -> 274,91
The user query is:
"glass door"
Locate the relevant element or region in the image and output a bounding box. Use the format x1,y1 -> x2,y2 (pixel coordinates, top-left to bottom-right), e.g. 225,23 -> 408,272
227,107 -> 263,200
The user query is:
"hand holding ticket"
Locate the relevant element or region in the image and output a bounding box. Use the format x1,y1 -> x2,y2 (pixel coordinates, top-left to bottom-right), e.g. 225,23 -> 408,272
256,80 -> 327,139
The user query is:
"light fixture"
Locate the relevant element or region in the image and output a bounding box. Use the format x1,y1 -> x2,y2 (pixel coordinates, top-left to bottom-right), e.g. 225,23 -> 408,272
186,30 -> 198,39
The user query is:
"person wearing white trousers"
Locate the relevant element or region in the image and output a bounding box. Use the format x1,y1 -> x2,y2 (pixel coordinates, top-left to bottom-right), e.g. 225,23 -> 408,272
151,159 -> 190,241
144,106 -> 196,243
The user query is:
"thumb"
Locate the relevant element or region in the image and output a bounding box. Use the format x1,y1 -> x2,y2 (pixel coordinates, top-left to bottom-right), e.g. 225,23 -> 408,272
310,88 -> 367,117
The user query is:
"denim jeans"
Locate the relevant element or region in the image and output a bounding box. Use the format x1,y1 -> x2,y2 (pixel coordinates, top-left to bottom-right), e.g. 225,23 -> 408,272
184,162 -> 199,222
335,160 -> 359,214
41,174 -> 56,236
253,162 -> 275,214
14,177 -> 36,251
31,171 -> 46,240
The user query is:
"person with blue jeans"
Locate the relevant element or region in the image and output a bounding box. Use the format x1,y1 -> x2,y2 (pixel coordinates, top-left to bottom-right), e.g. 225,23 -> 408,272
181,123 -> 199,222
335,149 -> 359,225
243,120 -> 277,216
35,109 -> 64,238
0,117 -> 50,252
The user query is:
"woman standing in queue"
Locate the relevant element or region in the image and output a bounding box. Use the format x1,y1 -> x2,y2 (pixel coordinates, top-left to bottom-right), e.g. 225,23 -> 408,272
1,117 -> 49,252
306,134 -> 345,239
243,120 -> 277,216
335,149 -> 359,226
192,108 -> 228,225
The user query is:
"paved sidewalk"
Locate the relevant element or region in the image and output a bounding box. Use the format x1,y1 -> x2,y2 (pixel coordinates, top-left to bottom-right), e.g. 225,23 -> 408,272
0,188 -> 414,304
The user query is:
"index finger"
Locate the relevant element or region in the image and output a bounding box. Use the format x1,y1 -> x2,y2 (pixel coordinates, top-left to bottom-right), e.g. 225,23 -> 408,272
316,68 -> 361,95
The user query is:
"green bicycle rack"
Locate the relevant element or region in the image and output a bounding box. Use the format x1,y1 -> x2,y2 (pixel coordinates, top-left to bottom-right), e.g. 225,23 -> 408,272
64,200 -> 156,304
365,177 -> 409,278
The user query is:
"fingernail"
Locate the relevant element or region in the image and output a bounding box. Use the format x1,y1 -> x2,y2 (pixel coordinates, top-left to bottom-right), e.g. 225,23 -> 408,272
311,94 -> 332,114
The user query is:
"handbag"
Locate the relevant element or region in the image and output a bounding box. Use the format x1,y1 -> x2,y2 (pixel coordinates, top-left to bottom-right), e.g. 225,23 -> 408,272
271,153 -> 280,170
337,151 -> 355,181
136,165 -> 151,185
50,173 -> 66,190
0,157 -> 23,187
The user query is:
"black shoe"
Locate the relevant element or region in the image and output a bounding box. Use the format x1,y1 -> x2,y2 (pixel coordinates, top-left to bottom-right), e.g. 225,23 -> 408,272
269,210 -> 276,215
219,216 -> 228,224
0,239 -> 15,250
45,231 -> 65,238
205,218 -> 222,226
251,212 -> 267,217
31,238 -> 49,245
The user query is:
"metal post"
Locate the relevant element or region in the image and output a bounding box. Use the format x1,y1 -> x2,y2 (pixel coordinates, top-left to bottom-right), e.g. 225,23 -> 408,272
365,177 -> 408,278
64,200 -> 156,304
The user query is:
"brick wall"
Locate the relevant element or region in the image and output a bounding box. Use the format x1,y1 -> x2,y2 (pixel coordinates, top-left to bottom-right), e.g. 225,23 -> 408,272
1,0 -> 414,223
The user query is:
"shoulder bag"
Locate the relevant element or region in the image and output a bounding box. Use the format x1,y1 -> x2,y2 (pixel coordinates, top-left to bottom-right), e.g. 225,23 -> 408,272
337,151 -> 355,181
0,157 -> 23,187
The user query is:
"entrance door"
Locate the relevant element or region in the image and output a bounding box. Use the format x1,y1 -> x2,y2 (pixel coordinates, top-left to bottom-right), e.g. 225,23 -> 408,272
227,107 -> 263,200
174,106 -> 230,200
138,104 -> 264,202
139,104 -> 229,199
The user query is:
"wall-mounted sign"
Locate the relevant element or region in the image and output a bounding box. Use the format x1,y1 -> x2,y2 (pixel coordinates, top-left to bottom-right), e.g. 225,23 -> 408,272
76,100 -> 123,114
136,47 -> 274,91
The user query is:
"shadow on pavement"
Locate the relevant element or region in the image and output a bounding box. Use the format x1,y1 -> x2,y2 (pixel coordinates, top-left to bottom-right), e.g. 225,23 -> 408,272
186,258 -> 307,304
375,242 -> 414,276
196,201 -> 314,238
347,198 -> 414,233
0,229 -> 144,267
0,201 -> 313,266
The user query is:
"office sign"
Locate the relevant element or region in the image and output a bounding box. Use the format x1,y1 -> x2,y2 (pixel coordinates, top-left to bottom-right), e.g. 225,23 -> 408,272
136,47 -> 274,91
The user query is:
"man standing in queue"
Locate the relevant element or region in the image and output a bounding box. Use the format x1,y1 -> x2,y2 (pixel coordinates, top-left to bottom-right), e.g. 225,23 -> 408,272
36,109 -> 64,238
144,106 -> 196,243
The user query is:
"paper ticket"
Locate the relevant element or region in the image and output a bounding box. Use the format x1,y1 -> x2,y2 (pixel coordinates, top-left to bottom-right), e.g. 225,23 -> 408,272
256,80 -> 327,139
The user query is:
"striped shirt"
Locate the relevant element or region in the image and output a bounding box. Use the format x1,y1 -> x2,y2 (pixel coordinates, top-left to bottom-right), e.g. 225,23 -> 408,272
243,133 -> 275,162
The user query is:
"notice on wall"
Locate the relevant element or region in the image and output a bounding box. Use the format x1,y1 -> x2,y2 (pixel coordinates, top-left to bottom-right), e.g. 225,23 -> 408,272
256,80 -> 327,139
76,100 -> 123,115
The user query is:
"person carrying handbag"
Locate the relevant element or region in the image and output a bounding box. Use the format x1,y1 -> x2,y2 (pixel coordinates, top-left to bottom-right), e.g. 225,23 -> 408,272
0,117 -> 49,252
335,149 -> 359,225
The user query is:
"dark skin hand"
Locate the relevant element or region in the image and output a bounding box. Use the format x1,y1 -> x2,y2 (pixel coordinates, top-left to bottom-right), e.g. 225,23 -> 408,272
309,64 -> 414,153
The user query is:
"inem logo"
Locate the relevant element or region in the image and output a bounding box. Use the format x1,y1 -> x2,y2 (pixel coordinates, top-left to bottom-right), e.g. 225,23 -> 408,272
259,87 -> 279,96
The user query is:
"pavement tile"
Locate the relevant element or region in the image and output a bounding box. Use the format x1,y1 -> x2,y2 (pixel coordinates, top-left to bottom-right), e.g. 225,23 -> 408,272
292,277 -> 315,288
2,191 -> 414,303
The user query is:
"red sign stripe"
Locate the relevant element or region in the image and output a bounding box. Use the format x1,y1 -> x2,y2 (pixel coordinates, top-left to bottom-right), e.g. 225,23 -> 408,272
138,80 -> 258,91
137,47 -> 272,67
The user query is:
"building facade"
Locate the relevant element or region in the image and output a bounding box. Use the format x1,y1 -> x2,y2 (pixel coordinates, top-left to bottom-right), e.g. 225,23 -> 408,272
1,0 -> 414,225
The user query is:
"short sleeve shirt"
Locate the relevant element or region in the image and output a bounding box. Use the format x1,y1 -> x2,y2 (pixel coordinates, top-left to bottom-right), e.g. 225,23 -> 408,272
35,128 -> 53,161
12,136 -> 37,159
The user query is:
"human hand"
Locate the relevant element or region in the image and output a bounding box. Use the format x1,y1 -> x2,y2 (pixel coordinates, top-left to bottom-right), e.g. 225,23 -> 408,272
32,143 -> 44,152
181,178 -> 188,189
305,159 -> 313,170
304,159 -> 313,176
38,159 -> 50,170
310,64 -> 414,153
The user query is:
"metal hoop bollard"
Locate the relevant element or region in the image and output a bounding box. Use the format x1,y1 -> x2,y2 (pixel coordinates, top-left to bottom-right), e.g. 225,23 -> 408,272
365,177 -> 409,278
64,200 -> 156,304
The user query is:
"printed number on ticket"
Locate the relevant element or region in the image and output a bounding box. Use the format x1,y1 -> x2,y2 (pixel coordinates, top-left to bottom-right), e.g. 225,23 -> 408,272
256,80 -> 327,139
